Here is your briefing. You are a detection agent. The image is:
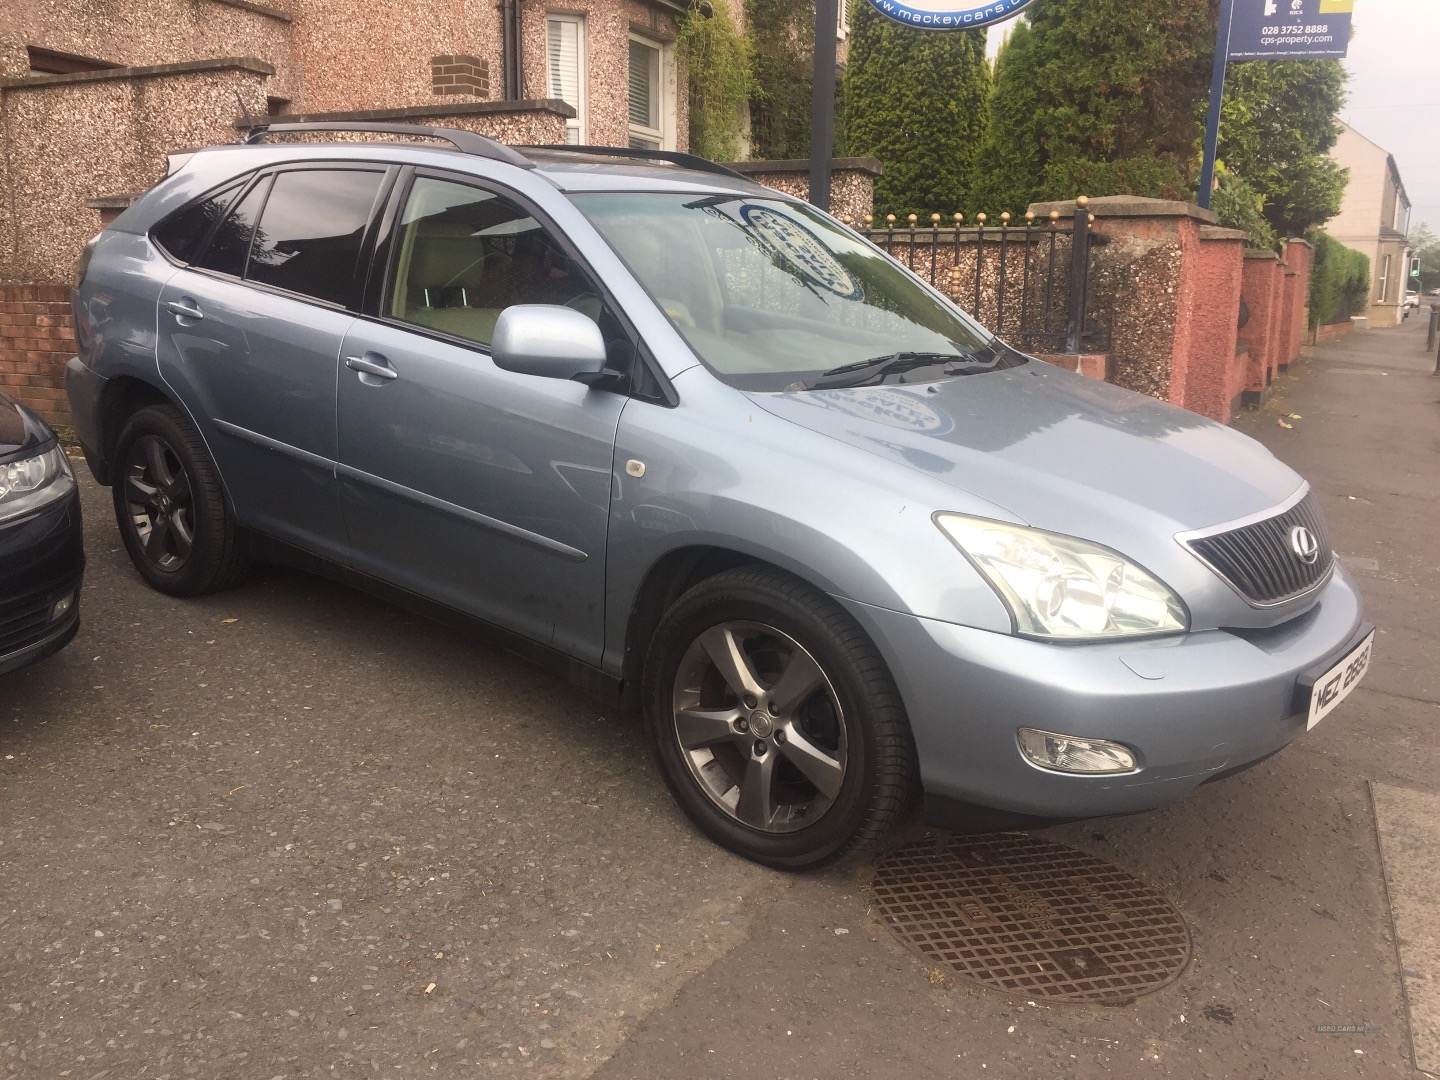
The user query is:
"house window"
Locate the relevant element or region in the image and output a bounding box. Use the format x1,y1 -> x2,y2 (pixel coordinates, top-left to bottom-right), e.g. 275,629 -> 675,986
627,35 -> 667,150
838,0 -> 851,38
547,15 -> 586,144
1377,254 -> 1391,302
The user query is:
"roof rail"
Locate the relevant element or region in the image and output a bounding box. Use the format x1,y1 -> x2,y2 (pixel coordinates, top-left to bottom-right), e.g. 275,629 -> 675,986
244,122 -> 534,169
520,144 -> 748,181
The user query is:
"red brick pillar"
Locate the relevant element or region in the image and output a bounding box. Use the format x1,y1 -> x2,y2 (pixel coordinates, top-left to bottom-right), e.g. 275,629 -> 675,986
1239,251 -> 1283,404
1026,196 -> 1249,422
0,284 -> 75,425
1282,238 -> 1313,364
1187,224 -> 1248,421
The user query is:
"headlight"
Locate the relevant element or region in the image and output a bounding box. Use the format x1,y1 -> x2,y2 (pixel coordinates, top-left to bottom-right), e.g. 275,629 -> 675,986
0,445 -> 75,524
935,513 -> 1187,640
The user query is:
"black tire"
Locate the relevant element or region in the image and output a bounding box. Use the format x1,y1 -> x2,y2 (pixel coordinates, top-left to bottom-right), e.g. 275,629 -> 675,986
643,565 -> 915,870
112,404 -> 247,596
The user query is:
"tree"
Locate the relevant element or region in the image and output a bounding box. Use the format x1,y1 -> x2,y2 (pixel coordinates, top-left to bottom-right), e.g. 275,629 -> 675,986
984,0 -> 1215,205
843,1 -> 991,216
1409,222 -> 1439,292
969,20 -> 1044,212
679,0 -> 754,162
1215,60 -> 1349,238
746,0 -> 815,159
1210,165 -> 1279,250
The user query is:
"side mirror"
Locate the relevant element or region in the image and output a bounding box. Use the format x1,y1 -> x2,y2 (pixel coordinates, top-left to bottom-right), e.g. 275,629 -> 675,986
491,305 -> 608,382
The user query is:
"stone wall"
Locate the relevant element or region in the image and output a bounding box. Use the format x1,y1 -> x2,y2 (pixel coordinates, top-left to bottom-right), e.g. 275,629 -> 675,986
248,100 -> 571,146
725,159 -> 882,224
0,59 -> 274,284
0,0 -> 295,99
874,222 -> 1077,351
1029,195 -> 1311,424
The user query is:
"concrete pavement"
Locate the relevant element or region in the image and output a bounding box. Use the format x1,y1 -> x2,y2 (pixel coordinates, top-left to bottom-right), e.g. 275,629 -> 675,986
2,317 -> 1437,1078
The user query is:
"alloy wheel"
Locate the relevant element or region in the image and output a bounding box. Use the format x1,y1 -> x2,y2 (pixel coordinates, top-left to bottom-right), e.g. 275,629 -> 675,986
671,621 -> 847,833
122,434 -> 195,572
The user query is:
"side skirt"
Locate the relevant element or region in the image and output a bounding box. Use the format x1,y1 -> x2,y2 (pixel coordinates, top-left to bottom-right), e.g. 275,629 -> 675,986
245,532 -> 625,710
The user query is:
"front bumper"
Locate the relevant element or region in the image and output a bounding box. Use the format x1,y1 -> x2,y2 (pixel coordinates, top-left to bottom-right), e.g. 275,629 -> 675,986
0,486 -> 85,676
839,565 -> 1367,825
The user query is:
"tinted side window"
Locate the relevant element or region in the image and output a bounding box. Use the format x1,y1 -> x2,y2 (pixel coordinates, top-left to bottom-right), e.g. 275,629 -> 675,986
195,177 -> 269,278
246,169 -> 384,306
152,183 -> 241,263
388,177 -> 604,346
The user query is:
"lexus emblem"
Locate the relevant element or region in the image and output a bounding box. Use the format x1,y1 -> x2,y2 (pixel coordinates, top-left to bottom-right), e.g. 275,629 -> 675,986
1289,526 -> 1320,565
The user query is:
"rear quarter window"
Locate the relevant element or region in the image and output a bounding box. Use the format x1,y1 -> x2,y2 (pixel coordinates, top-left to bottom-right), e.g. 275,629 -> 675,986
151,182 -> 243,264
195,177 -> 270,278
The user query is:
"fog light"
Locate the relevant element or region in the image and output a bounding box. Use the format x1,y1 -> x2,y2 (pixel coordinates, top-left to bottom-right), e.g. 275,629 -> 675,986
1017,728 -> 1136,774
50,593 -> 74,621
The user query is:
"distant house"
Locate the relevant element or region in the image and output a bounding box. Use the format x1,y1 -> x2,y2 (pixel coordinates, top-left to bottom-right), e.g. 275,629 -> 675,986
1327,121 -> 1413,327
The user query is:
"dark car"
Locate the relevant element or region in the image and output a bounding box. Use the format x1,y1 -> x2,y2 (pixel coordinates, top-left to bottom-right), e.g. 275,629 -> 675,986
0,390 -> 84,675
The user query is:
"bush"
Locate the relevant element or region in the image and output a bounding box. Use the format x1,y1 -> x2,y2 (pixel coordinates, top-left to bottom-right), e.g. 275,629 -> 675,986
1210,170 -> 1279,252
1309,233 -> 1370,329
843,0 -> 990,216
972,1 -> 1213,208
745,0 -> 814,160
678,0 -> 753,162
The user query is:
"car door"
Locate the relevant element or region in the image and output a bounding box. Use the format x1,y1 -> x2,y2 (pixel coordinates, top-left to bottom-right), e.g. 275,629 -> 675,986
155,164 -> 391,560
335,170 -> 630,663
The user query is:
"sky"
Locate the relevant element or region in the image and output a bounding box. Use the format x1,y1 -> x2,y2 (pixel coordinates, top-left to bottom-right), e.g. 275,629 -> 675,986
1340,0 -> 1440,232
980,1 -> 1438,234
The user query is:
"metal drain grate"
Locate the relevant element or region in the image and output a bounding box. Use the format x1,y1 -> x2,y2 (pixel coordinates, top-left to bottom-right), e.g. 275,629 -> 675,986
869,832 -> 1191,1004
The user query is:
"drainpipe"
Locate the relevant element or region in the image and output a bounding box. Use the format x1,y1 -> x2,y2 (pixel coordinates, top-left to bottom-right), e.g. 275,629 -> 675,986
501,0 -> 523,100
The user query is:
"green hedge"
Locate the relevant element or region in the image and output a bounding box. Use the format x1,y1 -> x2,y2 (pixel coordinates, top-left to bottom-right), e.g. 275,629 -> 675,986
679,0 -> 752,162
1308,233 -> 1370,329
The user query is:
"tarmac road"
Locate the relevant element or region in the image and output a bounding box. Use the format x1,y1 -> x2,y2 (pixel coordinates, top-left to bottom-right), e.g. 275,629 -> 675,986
2,317 -> 1436,1077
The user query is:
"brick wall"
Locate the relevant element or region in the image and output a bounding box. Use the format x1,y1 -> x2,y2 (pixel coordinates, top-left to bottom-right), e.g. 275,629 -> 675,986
431,54 -> 489,98
0,284 -> 74,425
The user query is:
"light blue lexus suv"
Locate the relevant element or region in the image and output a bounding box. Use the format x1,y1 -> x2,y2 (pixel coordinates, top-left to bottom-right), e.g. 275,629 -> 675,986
67,123 -> 1371,868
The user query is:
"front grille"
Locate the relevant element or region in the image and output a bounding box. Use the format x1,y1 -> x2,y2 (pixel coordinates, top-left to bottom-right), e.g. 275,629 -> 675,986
0,593 -> 55,656
1183,492 -> 1334,606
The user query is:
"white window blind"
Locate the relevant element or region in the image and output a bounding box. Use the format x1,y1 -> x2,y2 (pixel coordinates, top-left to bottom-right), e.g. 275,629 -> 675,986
547,16 -> 585,144
628,37 -> 662,149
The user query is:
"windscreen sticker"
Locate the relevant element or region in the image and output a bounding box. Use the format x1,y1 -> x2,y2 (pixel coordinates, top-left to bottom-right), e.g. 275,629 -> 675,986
739,204 -> 863,300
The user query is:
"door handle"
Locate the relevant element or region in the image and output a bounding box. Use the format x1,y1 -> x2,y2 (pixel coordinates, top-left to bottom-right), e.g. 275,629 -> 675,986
345,355 -> 398,381
164,300 -> 204,321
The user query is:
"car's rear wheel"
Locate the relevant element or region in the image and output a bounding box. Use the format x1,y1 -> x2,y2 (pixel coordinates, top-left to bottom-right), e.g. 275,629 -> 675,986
643,566 -> 914,869
112,404 -> 246,596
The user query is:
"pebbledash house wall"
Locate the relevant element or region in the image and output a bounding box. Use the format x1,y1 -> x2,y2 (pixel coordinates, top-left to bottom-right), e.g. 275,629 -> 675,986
0,0 -> 685,422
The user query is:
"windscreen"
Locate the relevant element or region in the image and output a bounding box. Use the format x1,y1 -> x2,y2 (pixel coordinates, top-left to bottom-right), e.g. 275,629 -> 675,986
570,193 -> 1008,391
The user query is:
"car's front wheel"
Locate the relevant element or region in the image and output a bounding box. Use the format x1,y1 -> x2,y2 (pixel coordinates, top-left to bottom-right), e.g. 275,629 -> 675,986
112,404 -> 246,596
643,566 -> 915,869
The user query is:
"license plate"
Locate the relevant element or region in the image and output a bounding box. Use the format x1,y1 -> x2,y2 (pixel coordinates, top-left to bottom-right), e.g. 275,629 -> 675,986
1307,630 -> 1375,730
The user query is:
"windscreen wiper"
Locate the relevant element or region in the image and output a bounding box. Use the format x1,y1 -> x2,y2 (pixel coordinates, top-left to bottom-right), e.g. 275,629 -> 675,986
806,351 -> 981,390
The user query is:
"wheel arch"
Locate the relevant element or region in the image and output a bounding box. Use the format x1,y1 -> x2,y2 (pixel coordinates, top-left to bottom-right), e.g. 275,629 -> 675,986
93,375 -> 178,484
619,543 -> 869,714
